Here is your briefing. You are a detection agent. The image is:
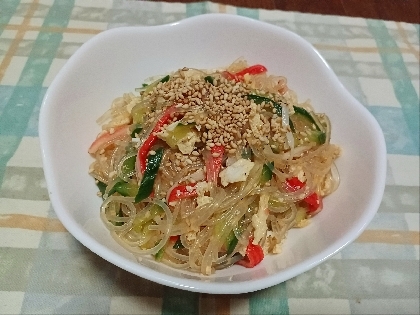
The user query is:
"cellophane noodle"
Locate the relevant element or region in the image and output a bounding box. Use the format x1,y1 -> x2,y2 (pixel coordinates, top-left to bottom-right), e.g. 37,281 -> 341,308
88,59 -> 341,275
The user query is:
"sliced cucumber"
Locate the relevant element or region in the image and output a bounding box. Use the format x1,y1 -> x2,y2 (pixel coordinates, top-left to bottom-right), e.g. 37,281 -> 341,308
294,207 -> 308,226
112,181 -> 138,197
130,123 -> 143,137
154,246 -> 166,261
131,104 -> 149,125
291,106 -> 326,145
162,123 -> 197,148
260,162 -> 274,184
225,230 -> 239,255
132,204 -> 164,233
204,76 -> 214,85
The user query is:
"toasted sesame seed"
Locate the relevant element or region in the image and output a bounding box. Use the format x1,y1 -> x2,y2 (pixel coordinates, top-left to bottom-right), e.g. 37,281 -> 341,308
139,66 -> 296,160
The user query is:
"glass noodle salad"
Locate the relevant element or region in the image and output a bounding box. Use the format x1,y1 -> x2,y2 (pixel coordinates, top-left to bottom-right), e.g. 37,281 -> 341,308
88,59 -> 341,275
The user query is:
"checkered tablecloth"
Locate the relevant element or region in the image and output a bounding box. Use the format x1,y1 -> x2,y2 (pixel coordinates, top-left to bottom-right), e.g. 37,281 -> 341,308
0,1 -> 419,314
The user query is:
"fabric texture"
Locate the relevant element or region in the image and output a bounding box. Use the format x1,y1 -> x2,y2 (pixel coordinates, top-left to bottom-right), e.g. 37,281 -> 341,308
0,1 -> 419,314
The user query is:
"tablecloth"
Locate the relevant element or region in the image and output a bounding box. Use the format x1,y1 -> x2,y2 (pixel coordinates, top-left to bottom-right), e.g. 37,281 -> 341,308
0,1 -> 419,314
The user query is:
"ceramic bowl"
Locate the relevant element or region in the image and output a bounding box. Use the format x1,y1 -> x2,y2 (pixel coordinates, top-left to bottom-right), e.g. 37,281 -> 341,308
39,14 -> 386,294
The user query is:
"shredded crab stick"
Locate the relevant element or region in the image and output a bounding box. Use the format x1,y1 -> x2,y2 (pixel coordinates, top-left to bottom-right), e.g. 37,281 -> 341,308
205,145 -> 225,183
88,125 -> 129,154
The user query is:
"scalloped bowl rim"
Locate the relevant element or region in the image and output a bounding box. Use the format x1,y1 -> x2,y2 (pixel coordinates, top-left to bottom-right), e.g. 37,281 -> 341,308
39,14 -> 387,294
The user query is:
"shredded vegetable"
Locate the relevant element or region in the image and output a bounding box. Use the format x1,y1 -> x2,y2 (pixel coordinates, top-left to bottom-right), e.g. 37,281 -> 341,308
88,59 -> 341,275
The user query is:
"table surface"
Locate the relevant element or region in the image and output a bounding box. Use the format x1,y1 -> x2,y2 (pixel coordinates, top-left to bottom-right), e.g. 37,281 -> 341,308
0,1 -> 419,314
164,0 -> 420,23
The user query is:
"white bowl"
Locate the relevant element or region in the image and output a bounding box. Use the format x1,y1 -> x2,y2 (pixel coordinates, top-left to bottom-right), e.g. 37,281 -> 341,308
39,14 -> 386,294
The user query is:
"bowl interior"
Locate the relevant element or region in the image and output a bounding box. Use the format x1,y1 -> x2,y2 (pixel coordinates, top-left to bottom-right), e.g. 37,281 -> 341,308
39,14 -> 386,294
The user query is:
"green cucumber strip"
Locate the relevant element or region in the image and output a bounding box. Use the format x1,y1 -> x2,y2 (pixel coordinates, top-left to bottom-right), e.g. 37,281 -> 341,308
130,123 -> 143,137
317,132 -> 326,144
121,155 -> 136,175
246,94 -> 283,115
241,146 -> 252,159
107,181 -> 119,196
226,230 -> 239,255
289,118 -> 295,133
292,106 -> 326,144
113,181 -> 138,197
154,245 -> 166,261
162,123 -> 196,148
107,179 -> 138,197
115,208 -> 124,226
96,181 -> 107,197
173,238 -> 185,249
160,75 -> 170,83
261,162 -> 274,184
132,204 -> 164,233
246,94 -> 296,132
204,76 -> 214,84
135,147 -> 164,203
293,106 -> 321,131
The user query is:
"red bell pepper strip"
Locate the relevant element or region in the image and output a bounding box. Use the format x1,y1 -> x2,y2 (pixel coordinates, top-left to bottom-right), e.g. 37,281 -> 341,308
236,238 -> 264,268
137,105 -> 177,173
303,191 -> 323,213
169,235 -> 179,242
285,177 -> 323,213
285,176 -> 305,191
223,71 -> 237,81
235,64 -> 267,77
223,64 -> 267,82
167,183 -> 198,203
205,145 -> 225,183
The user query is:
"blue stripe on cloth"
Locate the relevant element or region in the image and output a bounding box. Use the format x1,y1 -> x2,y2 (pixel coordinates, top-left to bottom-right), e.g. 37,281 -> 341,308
368,106 -> 419,155
0,87 -> 43,183
0,1 -> 74,185
21,293 -> 110,315
341,243 -> 418,260
0,86 -> 15,115
367,19 -> 420,152
250,282 -> 289,315
237,7 -> 259,19
161,287 -> 199,315
0,0 -> 20,33
25,87 -> 47,137
366,212 -> 411,231
186,2 -> 208,17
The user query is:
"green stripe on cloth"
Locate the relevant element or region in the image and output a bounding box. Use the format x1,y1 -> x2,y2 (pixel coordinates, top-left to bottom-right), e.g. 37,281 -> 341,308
186,2 -> 208,17
0,0 -> 75,185
0,87 -> 43,180
237,7 -> 259,19
250,282 -> 289,315
0,0 -> 20,33
367,19 -> 420,152
161,287 -> 199,315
